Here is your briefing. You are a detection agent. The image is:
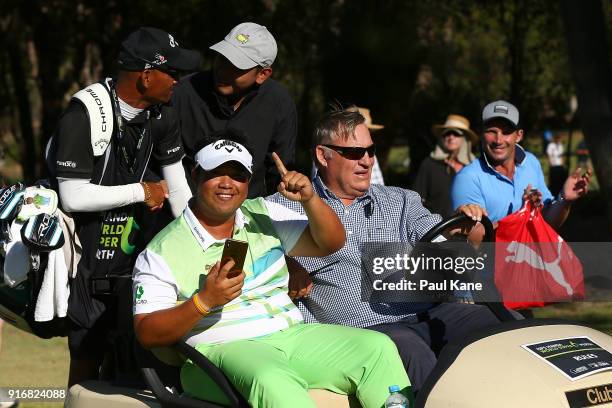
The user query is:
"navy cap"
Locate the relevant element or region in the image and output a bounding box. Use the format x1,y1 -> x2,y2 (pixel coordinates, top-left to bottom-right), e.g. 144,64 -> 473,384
118,27 -> 202,72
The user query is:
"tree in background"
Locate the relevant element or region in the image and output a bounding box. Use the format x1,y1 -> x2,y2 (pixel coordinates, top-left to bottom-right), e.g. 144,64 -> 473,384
561,0 -> 612,234
0,0 -> 609,232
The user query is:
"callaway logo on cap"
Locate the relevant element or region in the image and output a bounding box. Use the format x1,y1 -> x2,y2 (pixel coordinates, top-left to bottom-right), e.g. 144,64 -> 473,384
195,139 -> 253,174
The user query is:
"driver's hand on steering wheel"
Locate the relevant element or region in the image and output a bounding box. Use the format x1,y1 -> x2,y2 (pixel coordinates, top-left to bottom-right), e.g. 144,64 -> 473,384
446,204 -> 489,246
456,204 -> 487,222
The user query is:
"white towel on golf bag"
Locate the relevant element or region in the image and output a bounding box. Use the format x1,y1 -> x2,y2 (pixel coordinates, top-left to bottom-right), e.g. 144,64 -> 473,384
57,209 -> 81,279
34,248 -> 70,322
3,220 -> 30,287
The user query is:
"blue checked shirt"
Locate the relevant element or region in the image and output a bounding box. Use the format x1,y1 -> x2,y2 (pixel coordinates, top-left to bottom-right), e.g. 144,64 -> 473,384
266,177 -> 442,328
370,157 -> 385,185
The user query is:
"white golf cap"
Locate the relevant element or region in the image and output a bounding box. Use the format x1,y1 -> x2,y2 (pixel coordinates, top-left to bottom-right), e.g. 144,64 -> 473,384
195,139 -> 253,174
209,22 -> 277,69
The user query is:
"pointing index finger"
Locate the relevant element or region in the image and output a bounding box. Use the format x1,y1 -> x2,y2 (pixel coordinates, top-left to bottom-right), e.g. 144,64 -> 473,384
272,152 -> 288,177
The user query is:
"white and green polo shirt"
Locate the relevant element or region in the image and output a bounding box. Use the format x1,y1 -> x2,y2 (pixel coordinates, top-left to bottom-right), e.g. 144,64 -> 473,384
133,197 -> 308,346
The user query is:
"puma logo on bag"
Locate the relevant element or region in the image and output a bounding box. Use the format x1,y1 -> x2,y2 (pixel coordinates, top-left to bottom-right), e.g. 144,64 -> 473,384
504,237 -> 573,296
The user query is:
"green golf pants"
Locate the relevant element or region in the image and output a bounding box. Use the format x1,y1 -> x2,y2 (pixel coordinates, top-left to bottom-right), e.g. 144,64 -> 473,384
181,323 -> 411,408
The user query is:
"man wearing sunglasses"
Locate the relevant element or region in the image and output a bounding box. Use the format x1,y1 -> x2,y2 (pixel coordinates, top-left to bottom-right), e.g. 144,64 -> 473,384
451,100 -> 591,227
46,27 -> 200,386
267,106 -> 501,394
173,22 -> 296,198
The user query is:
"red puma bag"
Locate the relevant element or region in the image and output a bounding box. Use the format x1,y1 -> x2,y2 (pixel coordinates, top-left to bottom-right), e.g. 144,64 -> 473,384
494,201 -> 584,310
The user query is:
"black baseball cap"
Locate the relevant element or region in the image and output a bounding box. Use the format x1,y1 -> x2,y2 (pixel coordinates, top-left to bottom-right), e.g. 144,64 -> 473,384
118,27 -> 202,72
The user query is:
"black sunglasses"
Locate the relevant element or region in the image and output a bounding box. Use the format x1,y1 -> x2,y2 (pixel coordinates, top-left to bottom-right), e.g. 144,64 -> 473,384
322,144 -> 376,160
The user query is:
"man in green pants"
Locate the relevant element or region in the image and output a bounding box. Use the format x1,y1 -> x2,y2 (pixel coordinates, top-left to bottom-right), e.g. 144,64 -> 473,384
132,129 -> 410,407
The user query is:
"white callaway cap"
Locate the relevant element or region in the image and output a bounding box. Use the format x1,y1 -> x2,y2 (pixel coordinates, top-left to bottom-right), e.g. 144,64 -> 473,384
195,139 -> 253,174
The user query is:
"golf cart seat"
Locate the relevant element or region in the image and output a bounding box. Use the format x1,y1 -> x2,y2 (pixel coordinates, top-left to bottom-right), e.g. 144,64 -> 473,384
61,274 -> 358,408
65,380 -> 161,408
138,339 -> 360,408
416,318 -> 612,408
66,381 -> 357,408
65,339 -> 359,408
61,275 -> 359,408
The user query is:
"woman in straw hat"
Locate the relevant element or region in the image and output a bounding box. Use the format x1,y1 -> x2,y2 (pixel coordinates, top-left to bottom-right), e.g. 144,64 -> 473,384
413,114 -> 477,217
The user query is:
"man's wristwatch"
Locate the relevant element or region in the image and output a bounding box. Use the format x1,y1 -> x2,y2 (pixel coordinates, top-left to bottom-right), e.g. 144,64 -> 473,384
141,182 -> 152,205
557,190 -> 570,204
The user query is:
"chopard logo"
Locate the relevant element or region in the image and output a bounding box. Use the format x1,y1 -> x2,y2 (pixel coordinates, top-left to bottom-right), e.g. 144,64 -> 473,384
153,53 -> 167,65
85,88 -> 109,132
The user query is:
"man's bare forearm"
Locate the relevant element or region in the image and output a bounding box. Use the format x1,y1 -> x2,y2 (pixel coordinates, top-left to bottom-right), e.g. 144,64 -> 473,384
302,195 -> 346,254
134,298 -> 204,349
543,200 -> 571,230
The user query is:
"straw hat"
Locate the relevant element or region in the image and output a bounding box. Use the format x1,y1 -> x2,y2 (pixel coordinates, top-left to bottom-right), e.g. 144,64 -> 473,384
358,107 -> 384,131
431,114 -> 478,143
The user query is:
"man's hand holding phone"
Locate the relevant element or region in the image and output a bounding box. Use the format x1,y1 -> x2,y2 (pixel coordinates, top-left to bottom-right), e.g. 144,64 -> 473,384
197,259 -> 245,311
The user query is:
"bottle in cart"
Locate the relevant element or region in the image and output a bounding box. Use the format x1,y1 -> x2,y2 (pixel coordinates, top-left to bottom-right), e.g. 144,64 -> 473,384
384,385 -> 410,408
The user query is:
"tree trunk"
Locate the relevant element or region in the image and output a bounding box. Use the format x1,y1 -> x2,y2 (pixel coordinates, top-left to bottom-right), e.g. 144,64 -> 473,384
560,0 -> 612,235
7,25 -> 37,182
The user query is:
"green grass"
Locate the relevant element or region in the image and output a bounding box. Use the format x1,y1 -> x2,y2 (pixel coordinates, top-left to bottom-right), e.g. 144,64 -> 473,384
534,302 -> 612,335
0,323 -> 68,407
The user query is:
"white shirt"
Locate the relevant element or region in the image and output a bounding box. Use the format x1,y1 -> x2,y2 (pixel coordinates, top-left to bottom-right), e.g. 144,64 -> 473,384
547,142 -> 564,167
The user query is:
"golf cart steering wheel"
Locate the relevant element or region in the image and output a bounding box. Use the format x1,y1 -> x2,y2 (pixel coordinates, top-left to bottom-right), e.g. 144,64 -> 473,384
419,213 -> 494,243
418,213 -> 516,321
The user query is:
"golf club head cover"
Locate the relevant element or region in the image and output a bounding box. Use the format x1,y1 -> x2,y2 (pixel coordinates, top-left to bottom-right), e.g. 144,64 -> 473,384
20,213 -> 65,251
0,183 -> 26,221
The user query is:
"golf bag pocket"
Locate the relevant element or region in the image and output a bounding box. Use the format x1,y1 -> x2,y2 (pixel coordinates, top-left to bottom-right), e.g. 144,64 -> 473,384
495,201 -> 584,309
3,219 -> 30,287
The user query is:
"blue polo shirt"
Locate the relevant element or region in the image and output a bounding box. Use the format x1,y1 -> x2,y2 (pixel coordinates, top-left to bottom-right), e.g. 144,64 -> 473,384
451,145 -> 553,222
